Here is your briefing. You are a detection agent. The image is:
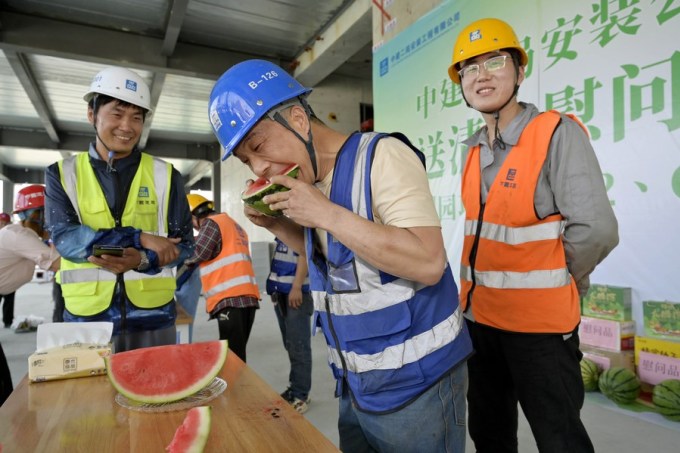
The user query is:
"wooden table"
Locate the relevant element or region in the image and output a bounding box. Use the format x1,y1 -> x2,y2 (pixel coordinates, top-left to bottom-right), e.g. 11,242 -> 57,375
0,352 -> 339,452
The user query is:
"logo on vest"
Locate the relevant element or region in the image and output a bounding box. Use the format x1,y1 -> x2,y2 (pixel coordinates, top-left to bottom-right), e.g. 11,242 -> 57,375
138,187 -> 149,198
499,168 -> 517,189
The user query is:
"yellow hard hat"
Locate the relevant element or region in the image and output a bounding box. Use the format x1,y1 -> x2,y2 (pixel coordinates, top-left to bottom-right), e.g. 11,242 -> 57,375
187,194 -> 213,215
448,18 -> 528,84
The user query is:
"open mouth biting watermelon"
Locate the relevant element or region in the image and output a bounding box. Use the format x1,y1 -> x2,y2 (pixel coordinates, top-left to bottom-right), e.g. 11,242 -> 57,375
166,406 -> 212,453
105,340 -> 228,404
241,163 -> 299,216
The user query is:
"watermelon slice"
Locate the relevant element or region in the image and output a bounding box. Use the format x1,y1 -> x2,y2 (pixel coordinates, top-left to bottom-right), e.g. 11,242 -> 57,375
105,340 -> 228,404
166,406 -> 211,453
241,163 -> 300,216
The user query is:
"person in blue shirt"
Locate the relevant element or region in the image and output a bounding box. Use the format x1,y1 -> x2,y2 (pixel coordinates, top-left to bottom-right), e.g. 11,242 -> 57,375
266,237 -> 313,414
45,66 -> 194,352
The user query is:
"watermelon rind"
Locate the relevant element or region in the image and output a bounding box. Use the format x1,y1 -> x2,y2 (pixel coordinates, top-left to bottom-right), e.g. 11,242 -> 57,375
580,358 -> 601,392
652,379 -> 680,422
166,406 -> 212,453
598,367 -> 640,405
242,164 -> 300,216
105,340 -> 228,404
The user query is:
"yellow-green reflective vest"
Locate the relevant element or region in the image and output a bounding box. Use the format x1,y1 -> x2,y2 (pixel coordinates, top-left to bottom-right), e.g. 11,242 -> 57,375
58,152 -> 176,316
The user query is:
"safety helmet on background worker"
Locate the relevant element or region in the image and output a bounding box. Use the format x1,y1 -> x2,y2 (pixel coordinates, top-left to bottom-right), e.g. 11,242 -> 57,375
83,66 -> 152,112
448,18 -> 528,84
187,194 -> 214,218
13,185 -> 45,213
208,59 -> 312,161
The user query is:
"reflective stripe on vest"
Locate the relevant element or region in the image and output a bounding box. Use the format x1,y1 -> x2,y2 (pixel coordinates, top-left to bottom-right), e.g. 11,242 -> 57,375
199,213 -> 260,312
306,132 -> 472,413
460,111 -> 580,333
58,152 -> 175,316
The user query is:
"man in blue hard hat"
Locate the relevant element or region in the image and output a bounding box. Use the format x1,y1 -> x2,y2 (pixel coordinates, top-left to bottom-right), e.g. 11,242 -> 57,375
208,60 -> 472,452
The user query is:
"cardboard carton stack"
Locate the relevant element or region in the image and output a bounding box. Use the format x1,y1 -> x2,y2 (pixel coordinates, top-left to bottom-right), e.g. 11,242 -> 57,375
579,285 -> 635,372
635,300 -> 680,392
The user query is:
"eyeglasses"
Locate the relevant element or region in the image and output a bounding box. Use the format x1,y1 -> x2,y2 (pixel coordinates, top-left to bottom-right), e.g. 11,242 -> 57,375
458,55 -> 508,80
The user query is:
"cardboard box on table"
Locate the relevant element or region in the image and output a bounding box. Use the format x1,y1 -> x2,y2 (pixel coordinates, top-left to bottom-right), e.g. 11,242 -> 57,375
634,336 -> 680,391
642,300 -> 680,342
580,344 -> 635,372
581,284 -> 632,321
579,316 -> 635,352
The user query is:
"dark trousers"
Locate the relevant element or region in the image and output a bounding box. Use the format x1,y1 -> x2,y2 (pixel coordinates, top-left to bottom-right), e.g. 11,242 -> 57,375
0,342 -> 12,406
52,282 -> 65,323
466,319 -> 594,453
1,292 -> 15,327
216,307 -> 256,363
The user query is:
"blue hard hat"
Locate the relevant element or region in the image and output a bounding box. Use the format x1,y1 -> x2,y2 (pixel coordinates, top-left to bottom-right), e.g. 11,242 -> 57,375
209,60 -> 312,161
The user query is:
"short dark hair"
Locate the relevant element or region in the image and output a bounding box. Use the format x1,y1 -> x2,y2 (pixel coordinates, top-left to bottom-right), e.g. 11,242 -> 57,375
88,94 -> 148,122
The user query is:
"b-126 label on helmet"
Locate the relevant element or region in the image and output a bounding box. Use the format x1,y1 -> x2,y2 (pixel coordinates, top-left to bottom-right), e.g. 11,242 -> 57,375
248,70 -> 279,89
469,29 -> 482,42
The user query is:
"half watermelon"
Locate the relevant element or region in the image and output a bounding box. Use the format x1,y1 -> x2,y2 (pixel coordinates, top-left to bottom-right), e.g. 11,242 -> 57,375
241,163 -> 299,216
166,406 -> 212,453
105,340 -> 228,404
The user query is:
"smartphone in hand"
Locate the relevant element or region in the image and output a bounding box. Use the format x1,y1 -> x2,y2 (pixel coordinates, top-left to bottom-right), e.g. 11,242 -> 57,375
92,244 -> 124,257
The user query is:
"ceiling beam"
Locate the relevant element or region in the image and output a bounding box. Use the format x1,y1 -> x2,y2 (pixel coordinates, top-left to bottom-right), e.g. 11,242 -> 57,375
162,0 -> 190,57
0,128 -> 221,162
0,11 -> 282,80
184,160 -> 214,188
293,0 -> 371,87
4,50 -> 60,144
139,72 -> 167,149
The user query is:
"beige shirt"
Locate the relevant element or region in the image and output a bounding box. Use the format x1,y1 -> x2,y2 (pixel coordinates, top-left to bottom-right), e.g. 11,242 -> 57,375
0,224 -> 60,294
315,136 -> 440,255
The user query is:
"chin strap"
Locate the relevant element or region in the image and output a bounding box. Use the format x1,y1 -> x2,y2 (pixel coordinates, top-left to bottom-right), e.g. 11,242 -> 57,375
269,98 -> 319,180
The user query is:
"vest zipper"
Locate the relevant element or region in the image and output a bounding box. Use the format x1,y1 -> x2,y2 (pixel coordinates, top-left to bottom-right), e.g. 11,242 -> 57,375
465,202 -> 486,312
325,295 -> 351,398
110,163 -> 126,332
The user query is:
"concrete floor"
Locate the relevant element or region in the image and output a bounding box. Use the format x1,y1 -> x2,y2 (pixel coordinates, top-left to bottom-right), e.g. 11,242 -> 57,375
2,282 -> 679,452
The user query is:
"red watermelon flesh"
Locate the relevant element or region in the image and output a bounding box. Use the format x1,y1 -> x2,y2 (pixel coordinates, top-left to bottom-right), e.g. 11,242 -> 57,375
241,163 -> 300,216
166,406 -> 211,453
105,340 -> 227,404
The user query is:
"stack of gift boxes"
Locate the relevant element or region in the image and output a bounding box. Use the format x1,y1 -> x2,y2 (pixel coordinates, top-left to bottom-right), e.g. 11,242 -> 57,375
579,285 -> 635,372
636,301 -> 680,392
580,285 -> 680,393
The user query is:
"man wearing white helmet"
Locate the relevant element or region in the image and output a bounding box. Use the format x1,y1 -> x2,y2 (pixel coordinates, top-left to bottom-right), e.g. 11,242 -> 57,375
44,66 -> 195,352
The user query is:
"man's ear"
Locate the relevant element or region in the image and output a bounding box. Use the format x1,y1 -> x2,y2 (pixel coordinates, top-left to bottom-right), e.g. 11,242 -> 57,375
288,104 -> 310,134
87,107 -> 95,126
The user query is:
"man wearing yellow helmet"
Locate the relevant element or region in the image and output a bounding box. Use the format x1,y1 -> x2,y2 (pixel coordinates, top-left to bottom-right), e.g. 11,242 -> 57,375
183,194 -> 260,362
450,18 -> 618,452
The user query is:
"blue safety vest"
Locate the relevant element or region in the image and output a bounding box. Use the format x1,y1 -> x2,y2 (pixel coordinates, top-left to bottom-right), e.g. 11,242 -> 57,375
306,132 -> 472,413
266,238 -> 309,295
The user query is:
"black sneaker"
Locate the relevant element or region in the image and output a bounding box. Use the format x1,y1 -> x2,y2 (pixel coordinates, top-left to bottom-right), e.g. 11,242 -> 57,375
280,388 -> 294,403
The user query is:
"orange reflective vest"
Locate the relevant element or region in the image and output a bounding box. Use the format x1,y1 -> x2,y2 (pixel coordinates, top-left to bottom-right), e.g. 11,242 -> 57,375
460,111 -> 580,334
198,213 -> 260,313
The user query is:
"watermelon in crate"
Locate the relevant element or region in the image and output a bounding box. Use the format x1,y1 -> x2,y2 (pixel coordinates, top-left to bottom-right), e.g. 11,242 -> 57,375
598,367 -> 640,405
652,379 -> 680,422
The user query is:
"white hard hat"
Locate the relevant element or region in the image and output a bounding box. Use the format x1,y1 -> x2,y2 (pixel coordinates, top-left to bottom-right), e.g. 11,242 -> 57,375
84,66 -> 152,112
